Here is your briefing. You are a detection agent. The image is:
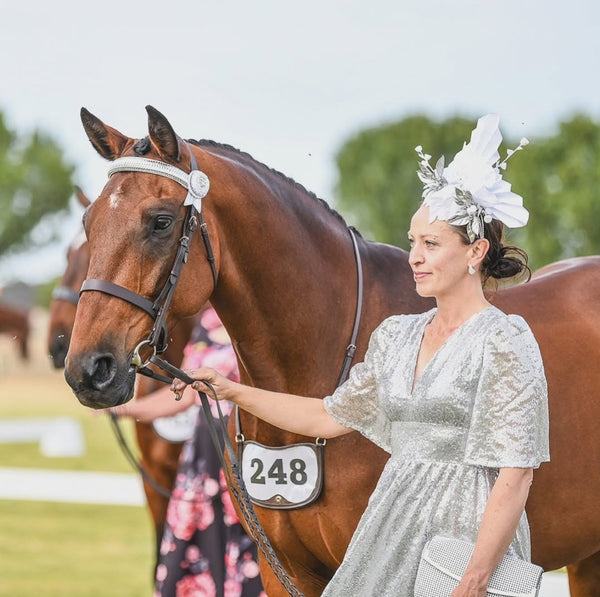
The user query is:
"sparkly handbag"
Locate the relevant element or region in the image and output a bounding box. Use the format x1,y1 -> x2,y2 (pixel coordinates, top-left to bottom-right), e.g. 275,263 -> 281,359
414,536 -> 543,597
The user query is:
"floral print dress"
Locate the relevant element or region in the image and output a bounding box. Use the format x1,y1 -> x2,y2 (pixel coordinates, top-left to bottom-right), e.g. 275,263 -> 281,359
154,308 -> 266,597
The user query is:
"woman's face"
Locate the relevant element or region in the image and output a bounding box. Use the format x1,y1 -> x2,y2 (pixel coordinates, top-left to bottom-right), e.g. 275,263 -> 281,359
408,205 -> 472,299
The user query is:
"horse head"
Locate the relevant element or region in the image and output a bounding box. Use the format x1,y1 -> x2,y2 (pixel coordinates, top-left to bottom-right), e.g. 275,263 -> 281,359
65,106 -> 218,407
47,186 -> 91,368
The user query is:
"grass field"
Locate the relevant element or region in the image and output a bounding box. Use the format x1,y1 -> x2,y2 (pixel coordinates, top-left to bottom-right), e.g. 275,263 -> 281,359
0,309 -> 154,596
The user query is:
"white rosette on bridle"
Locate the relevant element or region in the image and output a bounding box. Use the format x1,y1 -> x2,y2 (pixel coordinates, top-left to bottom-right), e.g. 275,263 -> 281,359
416,114 -> 529,242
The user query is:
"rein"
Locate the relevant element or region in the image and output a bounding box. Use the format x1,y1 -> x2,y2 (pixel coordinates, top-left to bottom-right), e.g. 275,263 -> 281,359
144,355 -> 306,597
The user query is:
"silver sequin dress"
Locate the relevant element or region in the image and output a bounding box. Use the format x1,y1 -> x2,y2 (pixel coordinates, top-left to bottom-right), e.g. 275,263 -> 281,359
322,306 -> 550,596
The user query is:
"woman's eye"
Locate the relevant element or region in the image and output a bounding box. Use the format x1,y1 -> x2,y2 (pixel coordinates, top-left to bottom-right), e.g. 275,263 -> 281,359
153,215 -> 173,232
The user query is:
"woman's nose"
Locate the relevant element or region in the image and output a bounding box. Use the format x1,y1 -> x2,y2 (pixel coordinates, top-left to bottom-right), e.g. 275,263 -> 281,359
409,246 -> 422,265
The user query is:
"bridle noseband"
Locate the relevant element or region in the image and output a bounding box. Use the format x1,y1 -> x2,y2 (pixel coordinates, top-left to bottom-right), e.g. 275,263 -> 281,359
79,144 -> 217,357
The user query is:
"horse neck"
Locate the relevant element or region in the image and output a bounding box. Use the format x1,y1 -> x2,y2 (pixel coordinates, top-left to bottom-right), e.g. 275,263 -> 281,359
205,168 -> 356,395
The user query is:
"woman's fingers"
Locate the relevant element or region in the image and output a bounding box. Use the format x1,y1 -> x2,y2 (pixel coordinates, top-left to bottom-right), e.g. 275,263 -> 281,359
170,367 -> 223,399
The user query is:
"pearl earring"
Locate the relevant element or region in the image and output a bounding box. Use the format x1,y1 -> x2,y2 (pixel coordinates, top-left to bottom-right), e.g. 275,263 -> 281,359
468,264 -> 476,275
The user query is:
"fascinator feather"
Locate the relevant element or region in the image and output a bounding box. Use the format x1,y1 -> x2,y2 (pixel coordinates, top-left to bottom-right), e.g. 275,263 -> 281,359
415,114 -> 529,242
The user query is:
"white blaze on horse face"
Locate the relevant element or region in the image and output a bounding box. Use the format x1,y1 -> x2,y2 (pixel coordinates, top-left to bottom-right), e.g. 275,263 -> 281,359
109,186 -> 125,210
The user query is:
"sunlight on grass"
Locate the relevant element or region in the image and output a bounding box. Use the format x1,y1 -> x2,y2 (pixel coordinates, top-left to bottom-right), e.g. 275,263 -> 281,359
0,500 -> 153,596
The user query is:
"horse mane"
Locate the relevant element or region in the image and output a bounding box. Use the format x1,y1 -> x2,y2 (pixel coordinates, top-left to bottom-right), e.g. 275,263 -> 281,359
132,136 -> 348,227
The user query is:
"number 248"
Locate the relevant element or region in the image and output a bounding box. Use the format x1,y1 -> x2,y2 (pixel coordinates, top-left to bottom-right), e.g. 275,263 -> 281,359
249,458 -> 308,485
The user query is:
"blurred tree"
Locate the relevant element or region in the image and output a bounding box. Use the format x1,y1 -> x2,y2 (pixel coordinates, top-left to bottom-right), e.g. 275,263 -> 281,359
0,112 -> 74,255
334,115 -> 475,249
334,112 -> 600,270
508,113 -> 600,268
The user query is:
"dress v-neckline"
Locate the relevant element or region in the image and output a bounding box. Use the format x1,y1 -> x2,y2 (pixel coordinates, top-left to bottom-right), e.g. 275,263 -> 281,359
410,307 -> 493,394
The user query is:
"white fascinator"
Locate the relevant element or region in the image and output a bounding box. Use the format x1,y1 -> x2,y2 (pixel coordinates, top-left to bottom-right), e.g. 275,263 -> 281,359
415,114 -> 529,242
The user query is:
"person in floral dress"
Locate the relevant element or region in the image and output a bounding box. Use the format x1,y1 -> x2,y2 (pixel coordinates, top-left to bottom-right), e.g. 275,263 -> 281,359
112,306 -> 266,597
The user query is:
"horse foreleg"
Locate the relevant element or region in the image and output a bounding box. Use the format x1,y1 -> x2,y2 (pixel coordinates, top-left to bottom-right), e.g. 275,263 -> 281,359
567,551 -> 600,596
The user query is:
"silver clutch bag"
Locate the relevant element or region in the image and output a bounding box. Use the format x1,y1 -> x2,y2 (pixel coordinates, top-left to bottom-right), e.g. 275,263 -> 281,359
414,536 -> 543,597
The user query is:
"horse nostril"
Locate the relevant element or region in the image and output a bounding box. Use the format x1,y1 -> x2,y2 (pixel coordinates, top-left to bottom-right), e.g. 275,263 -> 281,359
49,337 -> 70,369
86,353 -> 117,391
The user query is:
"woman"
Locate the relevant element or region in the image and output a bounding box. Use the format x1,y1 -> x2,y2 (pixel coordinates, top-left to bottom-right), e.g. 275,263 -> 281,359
171,115 -> 550,596
111,306 -> 265,597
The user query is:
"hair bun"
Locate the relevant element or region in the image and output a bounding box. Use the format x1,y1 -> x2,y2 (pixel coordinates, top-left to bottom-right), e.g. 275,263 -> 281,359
483,244 -> 530,282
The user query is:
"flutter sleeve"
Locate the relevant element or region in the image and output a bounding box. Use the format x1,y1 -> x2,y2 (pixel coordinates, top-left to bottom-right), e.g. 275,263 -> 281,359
464,314 -> 550,468
323,317 -> 403,454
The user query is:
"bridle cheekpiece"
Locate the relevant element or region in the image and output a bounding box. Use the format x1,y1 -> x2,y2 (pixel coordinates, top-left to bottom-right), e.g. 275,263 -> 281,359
79,143 -> 217,364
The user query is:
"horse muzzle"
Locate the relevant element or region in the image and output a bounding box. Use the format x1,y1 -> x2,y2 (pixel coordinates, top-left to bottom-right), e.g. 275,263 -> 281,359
64,350 -> 136,409
48,333 -> 70,369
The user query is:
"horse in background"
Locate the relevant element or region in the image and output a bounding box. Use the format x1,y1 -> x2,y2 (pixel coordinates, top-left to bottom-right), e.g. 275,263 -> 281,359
0,302 -> 30,361
47,185 -> 194,567
48,187 -> 90,369
64,106 -> 600,596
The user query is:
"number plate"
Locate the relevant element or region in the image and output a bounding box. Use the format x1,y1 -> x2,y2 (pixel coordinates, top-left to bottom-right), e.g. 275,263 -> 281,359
239,440 -> 324,509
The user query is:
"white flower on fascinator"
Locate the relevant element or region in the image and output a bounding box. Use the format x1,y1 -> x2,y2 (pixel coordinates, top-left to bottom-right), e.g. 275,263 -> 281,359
416,114 -> 529,242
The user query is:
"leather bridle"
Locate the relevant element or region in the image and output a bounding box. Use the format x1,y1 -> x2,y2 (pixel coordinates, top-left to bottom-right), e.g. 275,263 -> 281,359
79,144 -> 217,357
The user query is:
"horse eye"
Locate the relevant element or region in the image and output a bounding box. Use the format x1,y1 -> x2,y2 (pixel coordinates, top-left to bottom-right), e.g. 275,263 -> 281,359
153,215 -> 174,232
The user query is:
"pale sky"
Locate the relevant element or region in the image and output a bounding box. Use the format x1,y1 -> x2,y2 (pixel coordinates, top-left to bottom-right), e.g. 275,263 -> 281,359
1,0 -> 598,284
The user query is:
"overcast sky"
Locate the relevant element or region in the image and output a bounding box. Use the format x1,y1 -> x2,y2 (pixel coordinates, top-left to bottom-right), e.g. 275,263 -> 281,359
1,0 -> 598,285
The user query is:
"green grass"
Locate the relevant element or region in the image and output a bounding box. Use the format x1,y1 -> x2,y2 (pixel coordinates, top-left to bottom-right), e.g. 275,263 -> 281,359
0,335 -> 155,597
0,370 -> 138,472
0,500 -> 154,597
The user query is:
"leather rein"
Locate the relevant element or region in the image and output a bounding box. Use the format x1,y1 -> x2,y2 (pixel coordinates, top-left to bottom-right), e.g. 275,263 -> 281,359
77,144 -> 365,597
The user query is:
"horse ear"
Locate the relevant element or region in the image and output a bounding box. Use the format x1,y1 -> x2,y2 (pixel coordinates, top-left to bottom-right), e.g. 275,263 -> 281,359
80,108 -> 130,161
74,185 -> 92,208
146,105 -> 180,163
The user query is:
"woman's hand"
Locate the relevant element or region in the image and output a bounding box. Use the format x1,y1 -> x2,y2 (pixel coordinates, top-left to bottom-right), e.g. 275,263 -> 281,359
449,467 -> 534,597
171,366 -> 236,402
449,577 -> 488,597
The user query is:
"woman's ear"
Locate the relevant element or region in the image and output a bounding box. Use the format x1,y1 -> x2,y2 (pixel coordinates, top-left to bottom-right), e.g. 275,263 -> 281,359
469,238 -> 490,266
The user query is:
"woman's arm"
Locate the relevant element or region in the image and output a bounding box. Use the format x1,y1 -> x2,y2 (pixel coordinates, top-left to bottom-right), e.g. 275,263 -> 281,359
450,467 -> 534,597
110,384 -> 197,423
171,366 -> 352,439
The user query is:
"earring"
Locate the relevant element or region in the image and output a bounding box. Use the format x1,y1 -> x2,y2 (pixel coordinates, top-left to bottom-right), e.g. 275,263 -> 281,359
468,264 -> 476,275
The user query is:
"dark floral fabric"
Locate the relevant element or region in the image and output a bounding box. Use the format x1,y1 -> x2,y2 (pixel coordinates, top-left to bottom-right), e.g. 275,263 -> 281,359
154,308 -> 266,597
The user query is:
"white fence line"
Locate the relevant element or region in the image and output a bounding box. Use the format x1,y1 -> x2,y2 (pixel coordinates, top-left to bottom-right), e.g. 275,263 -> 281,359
0,467 -> 145,506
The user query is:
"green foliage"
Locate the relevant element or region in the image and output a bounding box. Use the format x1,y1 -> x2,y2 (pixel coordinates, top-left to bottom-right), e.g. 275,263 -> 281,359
335,112 -> 600,270
508,114 -> 600,268
334,115 -> 475,249
0,112 -> 74,255
36,276 -> 61,309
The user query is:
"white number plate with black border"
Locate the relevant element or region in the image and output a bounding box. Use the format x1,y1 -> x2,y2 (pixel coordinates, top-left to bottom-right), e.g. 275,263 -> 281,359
239,440 -> 324,509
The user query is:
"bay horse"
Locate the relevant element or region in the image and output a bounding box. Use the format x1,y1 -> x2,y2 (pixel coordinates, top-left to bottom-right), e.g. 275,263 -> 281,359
0,303 -> 31,361
0,302 -> 30,361
64,106 -> 600,596
47,185 -> 194,567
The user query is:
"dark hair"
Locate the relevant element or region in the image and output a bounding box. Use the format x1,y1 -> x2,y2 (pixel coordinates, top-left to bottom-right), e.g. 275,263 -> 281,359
452,219 -> 531,286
